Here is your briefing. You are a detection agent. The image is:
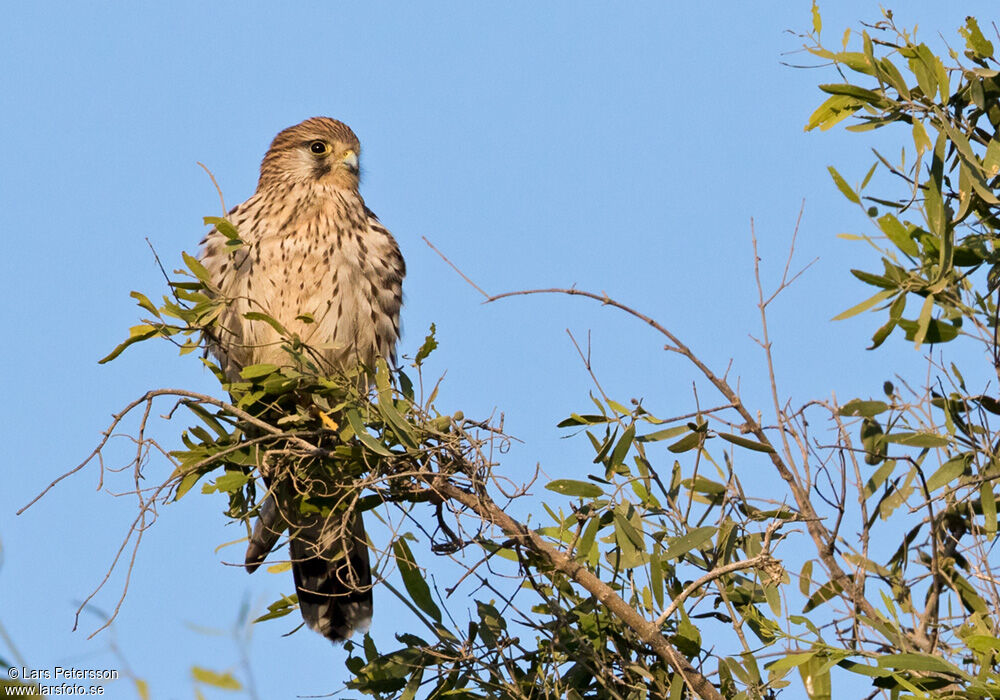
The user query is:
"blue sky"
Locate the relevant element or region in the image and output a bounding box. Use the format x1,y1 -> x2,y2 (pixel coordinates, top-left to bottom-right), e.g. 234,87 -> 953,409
2,2 -> 996,697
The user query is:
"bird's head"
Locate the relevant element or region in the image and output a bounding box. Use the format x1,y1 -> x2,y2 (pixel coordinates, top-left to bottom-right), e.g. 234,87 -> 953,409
257,117 -> 362,191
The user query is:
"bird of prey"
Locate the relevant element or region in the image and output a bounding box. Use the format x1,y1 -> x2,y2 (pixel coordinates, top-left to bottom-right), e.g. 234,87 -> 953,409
199,117 -> 405,642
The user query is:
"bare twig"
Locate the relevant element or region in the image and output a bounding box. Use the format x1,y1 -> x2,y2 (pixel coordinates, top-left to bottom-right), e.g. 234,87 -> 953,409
197,161 -> 228,216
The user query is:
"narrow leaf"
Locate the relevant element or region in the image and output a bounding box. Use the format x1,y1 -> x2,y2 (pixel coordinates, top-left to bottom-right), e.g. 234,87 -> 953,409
242,311 -> 290,337
393,537 -> 442,623
838,400 -> 889,417
346,409 -> 394,457
925,455 -> 967,492
717,432 -> 775,453
545,479 -> 604,498
981,482 -> 997,536
662,526 -> 717,561
828,166 -> 861,203
831,289 -> 895,321
182,251 -> 212,284
912,293 -> 934,349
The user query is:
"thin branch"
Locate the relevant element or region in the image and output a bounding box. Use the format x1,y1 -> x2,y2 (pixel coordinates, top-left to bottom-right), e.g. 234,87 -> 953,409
430,477 -> 725,700
197,161 -> 227,216
427,239 -> 927,653
653,544 -> 780,628
422,236 -> 491,298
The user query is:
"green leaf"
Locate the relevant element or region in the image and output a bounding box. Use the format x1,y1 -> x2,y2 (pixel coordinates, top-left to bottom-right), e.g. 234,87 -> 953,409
558,413 -> 612,427
182,402 -> 229,439
240,363 -> 280,379
912,293 -> 934,349
191,666 -> 242,690
613,510 -> 645,551
844,553 -> 890,578
637,426 -> 688,442
835,51 -> 874,74
803,579 -> 842,613
413,323 -> 437,367
912,121 -> 931,155
828,166 -> 860,203
130,290 -> 162,317
868,316 -> 896,349
174,469 -> 207,501
764,582 -> 781,617
935,109 -> 1000,207
984,139 -> 1000,180
838,400 -> 889,417
477,538 -> 519,563
799,560 -> 813,596
976,394 -> 1000,414
374,360 -> 418,449
662,526 -> 717,561
475,600 -> 506,647
879,57 -> 910,98
960,16 -> 995,59
606,399 -> 631,415
392,537 -> 442,623
799,654 -> 832,700
837,659 -> 892,678
850,269 -> 894,289
810,0 -> 821,36
666,431 -> 703,453
649,545 -> 664,609
883,431 -> 949,448
831,289 -> 895,321
242,311 -> 290,337
818,83 -> 890,109
924,133 -> 947,237
981,482 -> 997,537
576,515 -> 601,561
950,568 -> 988,613
591,428 -> 618,465
897,318 -> 958,344
98,325 -> 161,363
908,45 -> 938,99
201,471 -> 250,495
876,653 -> 966,677
608,424 -> 635,469
925,455 -> 967,492
545,479 -> 604,498
346,409 -> 394,457
219,220 -> 241,241
671,607 -> 702,657
204,216 -> 241,241
876,214 -> 919,257
399,667 -> 424,700
717,432 -> 775,453
804,94 -> 862,132
860,160 -> 878,190
966,635 -> 1000,653
182,251 -> 212,284
767,651 -> 815,677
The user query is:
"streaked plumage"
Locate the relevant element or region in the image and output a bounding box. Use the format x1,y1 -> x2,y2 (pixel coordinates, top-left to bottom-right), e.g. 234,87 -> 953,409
200,117 -> 404,642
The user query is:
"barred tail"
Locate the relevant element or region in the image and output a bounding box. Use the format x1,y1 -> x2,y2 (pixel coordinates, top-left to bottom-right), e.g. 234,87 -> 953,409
290,512 -> 372,643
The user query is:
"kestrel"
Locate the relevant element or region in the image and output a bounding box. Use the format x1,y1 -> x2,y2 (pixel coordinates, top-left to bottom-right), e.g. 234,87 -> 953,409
199,117 -> 405,642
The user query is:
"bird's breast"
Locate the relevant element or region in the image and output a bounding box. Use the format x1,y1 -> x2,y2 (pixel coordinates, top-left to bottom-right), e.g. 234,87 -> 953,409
204,189 -> 402,378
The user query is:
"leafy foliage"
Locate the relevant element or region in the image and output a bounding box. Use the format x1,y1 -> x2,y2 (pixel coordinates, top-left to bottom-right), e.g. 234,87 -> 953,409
30,6 -> 1000,699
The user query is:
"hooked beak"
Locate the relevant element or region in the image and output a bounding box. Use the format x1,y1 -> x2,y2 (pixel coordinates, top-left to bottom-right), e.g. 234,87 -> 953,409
342,150 -> 359,174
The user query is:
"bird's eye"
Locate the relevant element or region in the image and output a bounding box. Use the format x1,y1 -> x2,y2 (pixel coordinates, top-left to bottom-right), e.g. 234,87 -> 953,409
309,140 -> 329,155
